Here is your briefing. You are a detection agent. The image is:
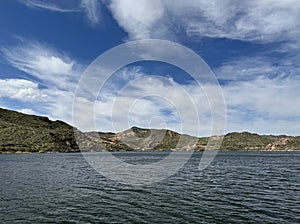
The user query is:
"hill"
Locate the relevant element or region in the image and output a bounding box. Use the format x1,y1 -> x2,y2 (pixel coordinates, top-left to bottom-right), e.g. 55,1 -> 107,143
0,108 -> 78,153
0,108 -> 299,153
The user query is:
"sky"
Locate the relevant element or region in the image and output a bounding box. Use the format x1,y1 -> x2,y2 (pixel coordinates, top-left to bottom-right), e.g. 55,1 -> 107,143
0,0 -> 300,136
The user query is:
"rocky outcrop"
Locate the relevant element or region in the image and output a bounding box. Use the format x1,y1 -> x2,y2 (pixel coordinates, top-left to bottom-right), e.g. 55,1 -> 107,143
264,137 -> 294,151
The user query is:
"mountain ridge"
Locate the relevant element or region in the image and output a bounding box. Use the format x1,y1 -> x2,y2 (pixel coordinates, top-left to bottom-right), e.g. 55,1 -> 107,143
0,108 -> 299,153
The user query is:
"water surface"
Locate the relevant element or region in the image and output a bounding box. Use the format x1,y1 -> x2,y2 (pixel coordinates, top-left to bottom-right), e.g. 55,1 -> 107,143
0,151 -> 299,223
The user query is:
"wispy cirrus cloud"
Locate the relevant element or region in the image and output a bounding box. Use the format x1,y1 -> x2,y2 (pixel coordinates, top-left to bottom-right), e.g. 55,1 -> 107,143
80,0 -> 102,25
107,0 -> 300,44
1,41 -> 81,90
0,40 -> 83,124
215,56 -> 300,82
20,0 -> 102,25
20,0 -> 79,13
168,0 -> 300,43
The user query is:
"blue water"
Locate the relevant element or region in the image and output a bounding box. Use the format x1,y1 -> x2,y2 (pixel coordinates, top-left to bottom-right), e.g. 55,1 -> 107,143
0,151 -> 299,223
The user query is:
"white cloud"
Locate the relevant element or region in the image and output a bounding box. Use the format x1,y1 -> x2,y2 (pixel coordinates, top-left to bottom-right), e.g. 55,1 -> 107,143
17,108 -> 36,115
20,0 -> 79,12
108,0 -> 300,43
80,0 -> 102,25
43,90 -> 75,124
21,0 -> 300,43
1,61 -> 300,136
1,37 -> 298,136
172,0 -> 300,42
108,0 -> 165,39
35,56 -> 73,76
224,76 -> 300,118
74,67 -> 216,136
215,56 -> 299,81
215,56 -> 300,135
0,79 -> 44,101
0,40 -> 83,125
0,78 -> 75,124
76,64 -> 300,136
1,42 -> 80,90
20,0 -> 102,26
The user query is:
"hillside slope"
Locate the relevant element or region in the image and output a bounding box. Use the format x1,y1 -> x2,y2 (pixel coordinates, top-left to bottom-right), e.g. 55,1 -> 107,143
0,108 -> 299,152
0,108 -> 79,153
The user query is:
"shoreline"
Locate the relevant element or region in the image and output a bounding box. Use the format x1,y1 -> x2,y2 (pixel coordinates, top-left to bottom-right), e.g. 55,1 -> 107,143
1,149 -> 299,154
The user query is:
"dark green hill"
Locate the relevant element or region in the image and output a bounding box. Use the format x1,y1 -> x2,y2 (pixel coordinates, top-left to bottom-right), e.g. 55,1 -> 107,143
220,132 -> 290,150
0,108 -> 78,153
0,108 -> 299,153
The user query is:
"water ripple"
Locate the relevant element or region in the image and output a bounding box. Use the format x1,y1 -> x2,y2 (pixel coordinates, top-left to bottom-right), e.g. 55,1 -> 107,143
0,152 -> 299,223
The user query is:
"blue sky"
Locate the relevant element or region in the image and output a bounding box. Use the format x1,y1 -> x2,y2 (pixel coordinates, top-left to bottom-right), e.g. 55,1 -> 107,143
0,0 -> 300,136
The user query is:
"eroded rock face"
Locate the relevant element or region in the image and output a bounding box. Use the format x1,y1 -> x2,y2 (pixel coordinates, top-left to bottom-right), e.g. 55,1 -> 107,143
264,137 -> 293,151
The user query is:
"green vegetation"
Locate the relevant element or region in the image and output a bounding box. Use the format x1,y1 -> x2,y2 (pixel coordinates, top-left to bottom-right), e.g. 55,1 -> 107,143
220,132 -> 282,151
0,108 -> 78,153
0,108 -> 299,153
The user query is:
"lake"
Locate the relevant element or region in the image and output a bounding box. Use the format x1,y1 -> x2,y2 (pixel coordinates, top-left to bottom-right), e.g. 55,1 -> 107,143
0,151 -> 299,223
